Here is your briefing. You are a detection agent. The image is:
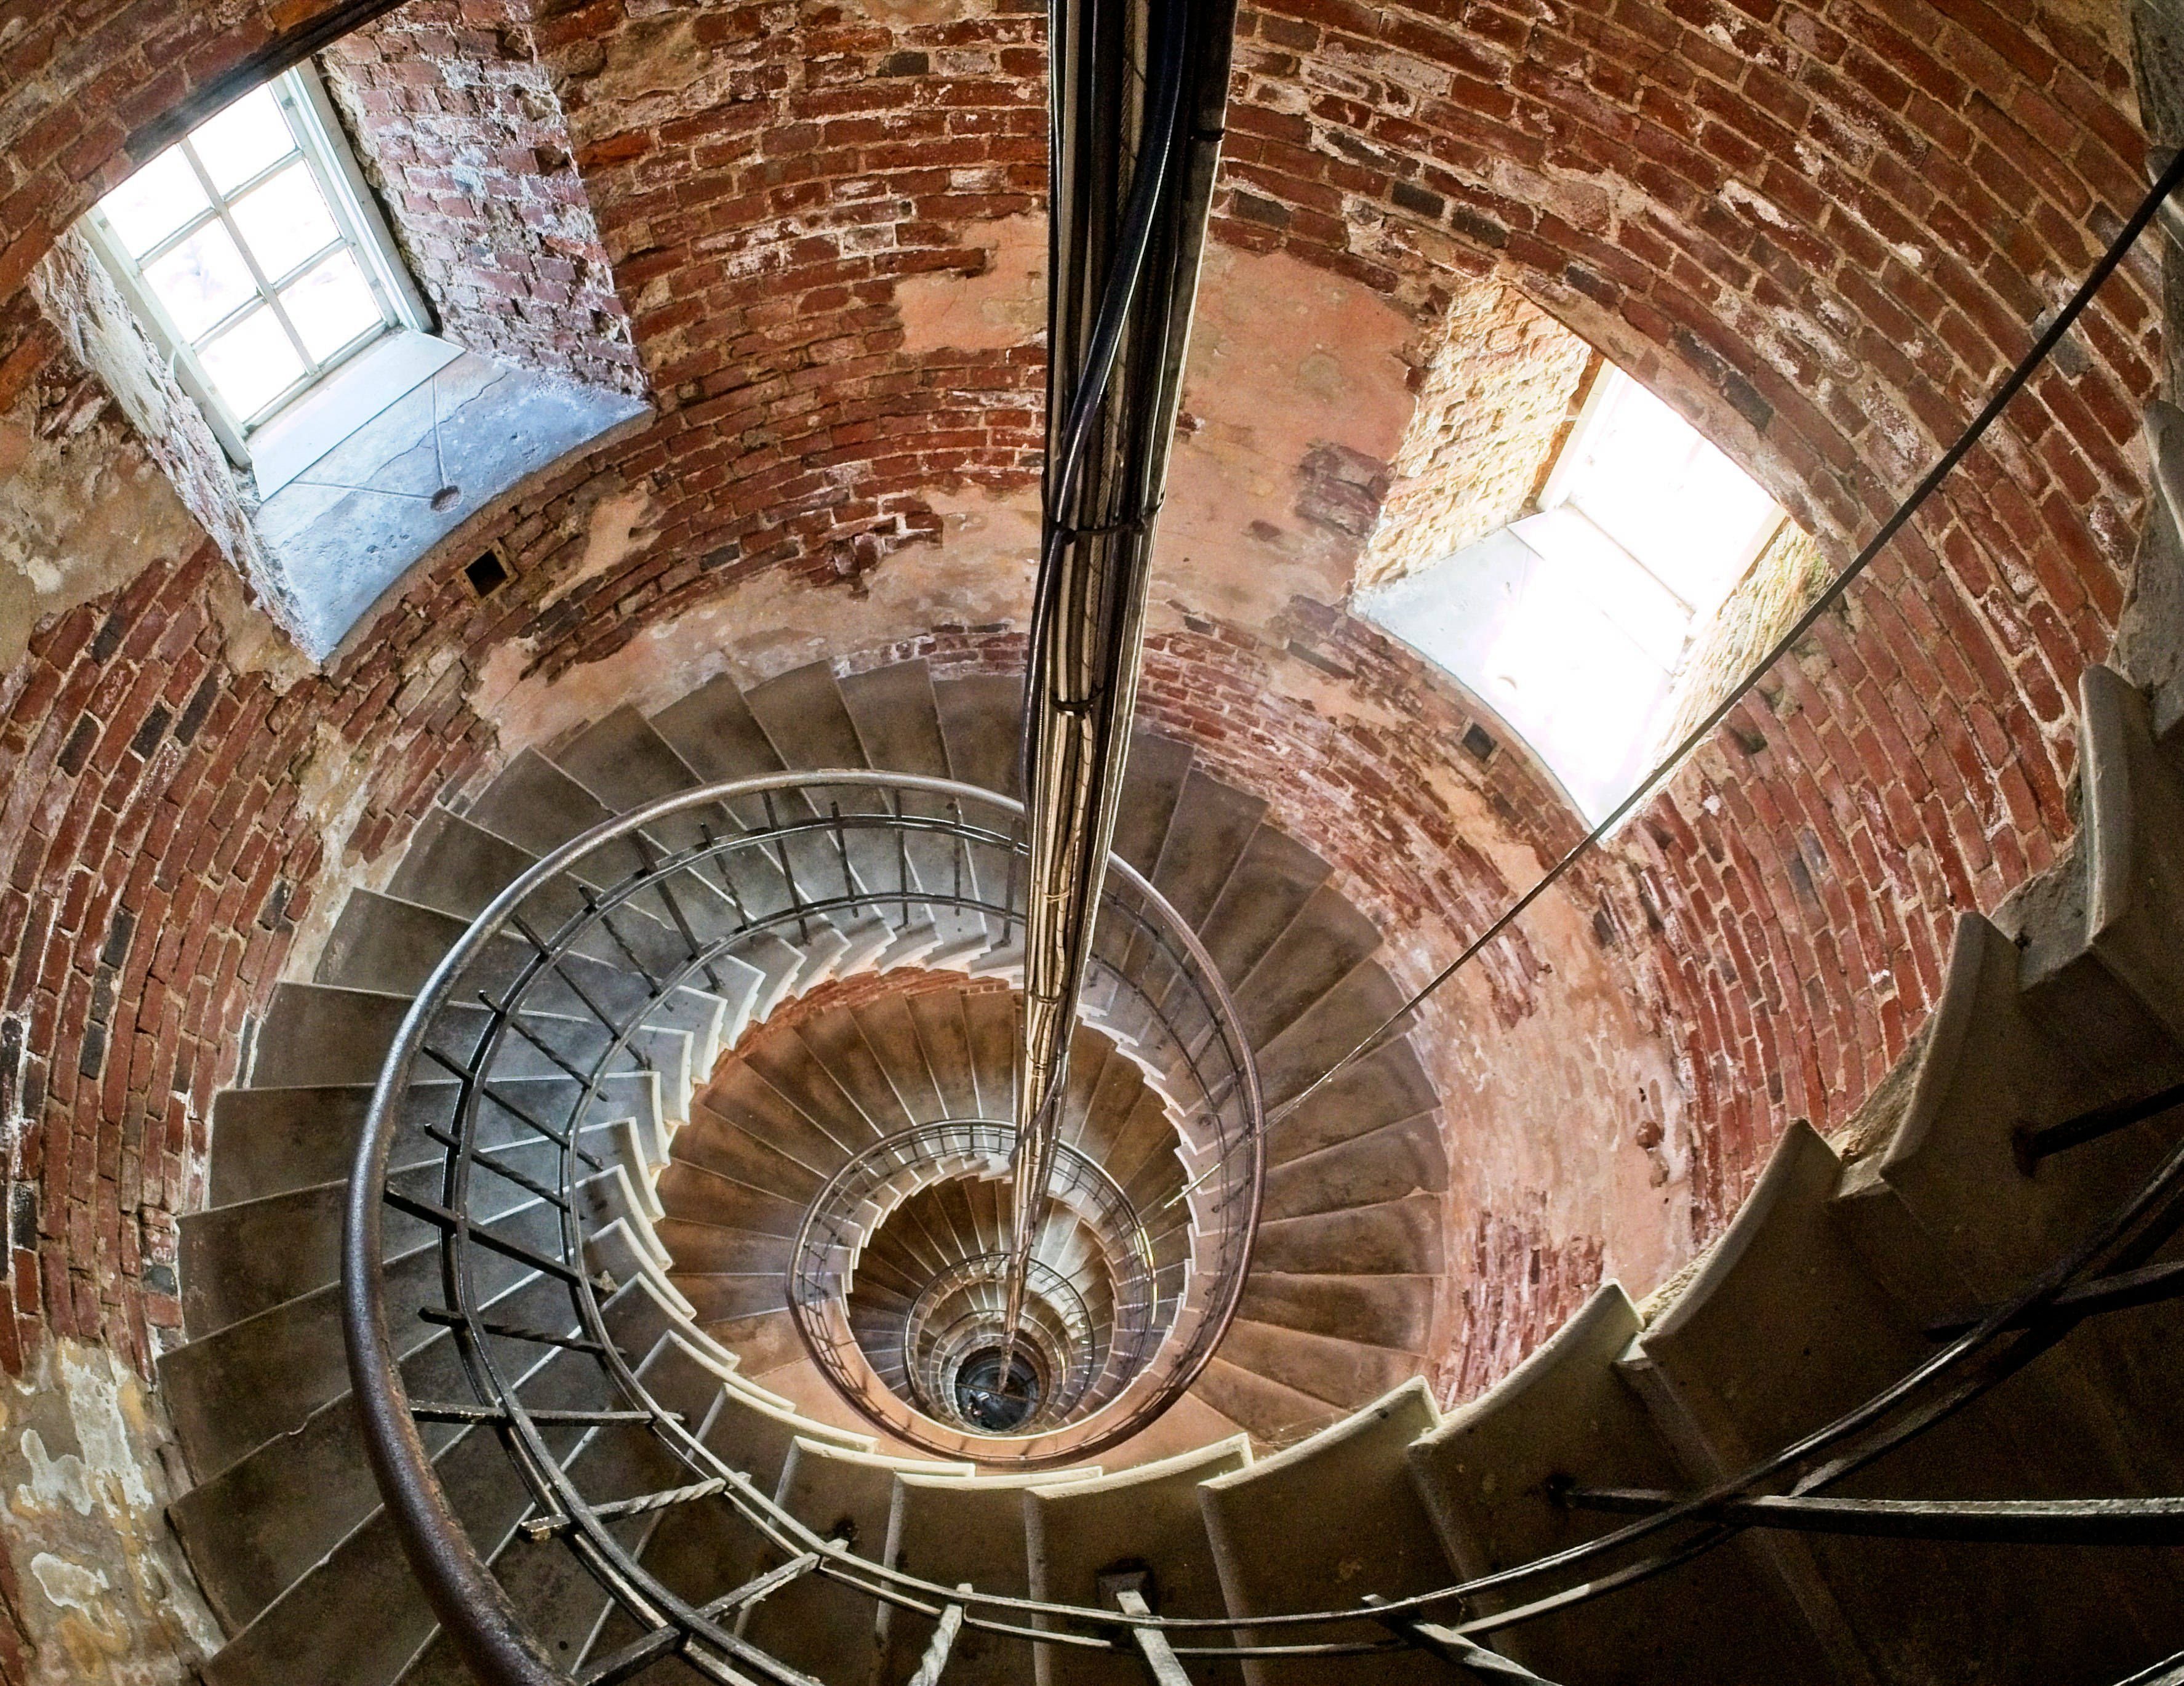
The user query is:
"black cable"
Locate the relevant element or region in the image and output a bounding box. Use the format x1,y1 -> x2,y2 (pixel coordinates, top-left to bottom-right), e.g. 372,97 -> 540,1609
1017,0 -> 1194,800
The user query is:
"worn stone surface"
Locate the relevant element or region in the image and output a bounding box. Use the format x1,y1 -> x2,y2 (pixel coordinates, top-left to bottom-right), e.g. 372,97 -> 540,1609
254,350 -> 648,660
1359,279 -> 1599,590
319,0 -> 647,396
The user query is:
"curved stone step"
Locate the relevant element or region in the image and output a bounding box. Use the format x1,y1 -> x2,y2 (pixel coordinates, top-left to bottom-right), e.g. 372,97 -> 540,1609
1198,1378 -> 1451,1686
877,1466 -> 1104,1686
1025,1434 -> 1253,1686
742,1439 -> 976,1681
1635,1120 -> 2184,1684
1409,1282 -> 1835,1685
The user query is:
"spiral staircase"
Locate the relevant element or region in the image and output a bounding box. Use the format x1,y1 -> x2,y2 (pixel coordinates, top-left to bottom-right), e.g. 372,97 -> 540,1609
129,11 -> 2184,1666
142,604 -> 2184,1686
154,654 -> 1454,1683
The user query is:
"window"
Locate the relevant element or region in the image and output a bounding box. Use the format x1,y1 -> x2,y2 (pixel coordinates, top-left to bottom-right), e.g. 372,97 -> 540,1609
1357,365 -> 1785,823
83,67 -> 428,462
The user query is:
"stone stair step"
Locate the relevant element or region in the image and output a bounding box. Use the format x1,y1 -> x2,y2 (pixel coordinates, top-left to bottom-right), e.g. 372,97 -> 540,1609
1260,1112 -> 1446,1221
1198,1379 -> 1450,1686
876,1467 -> 1102,1686
1025,1435 -> 1252,1686
740,1440 -> 975,1682
1198,824 -> 1333,991
1409,1282 -> 1836,1685
1111,732 -> 1196,879
932,675 -> 1023,798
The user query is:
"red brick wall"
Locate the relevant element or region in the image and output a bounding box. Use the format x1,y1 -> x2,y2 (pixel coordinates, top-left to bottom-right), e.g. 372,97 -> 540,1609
318,1 -> 647,395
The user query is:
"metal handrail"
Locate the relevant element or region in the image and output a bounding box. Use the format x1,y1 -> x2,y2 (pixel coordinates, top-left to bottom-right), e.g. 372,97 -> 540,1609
343,769 -> 1266,1683
334,140 -> 2184,1686
335,789 -> 2184,1683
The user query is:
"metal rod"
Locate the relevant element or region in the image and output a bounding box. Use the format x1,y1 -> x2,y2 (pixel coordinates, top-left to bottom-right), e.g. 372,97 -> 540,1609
417,1306 -> 604,1355
908,1586 -> 973,1686
524,1478 -> 730,1541
1104,1577 -> 1191,1686
1560,1488 -> 2184,1546
1362,1598 -> 1559,1683
2016,1080 -> 2184,1167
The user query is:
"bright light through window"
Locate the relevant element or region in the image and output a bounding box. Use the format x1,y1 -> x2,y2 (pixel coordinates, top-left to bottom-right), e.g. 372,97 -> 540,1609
83,70 -> 424,458
1357,365 -> 1786,824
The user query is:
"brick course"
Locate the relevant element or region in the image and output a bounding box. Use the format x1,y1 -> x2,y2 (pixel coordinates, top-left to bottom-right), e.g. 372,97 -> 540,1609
319,0 -> 647,395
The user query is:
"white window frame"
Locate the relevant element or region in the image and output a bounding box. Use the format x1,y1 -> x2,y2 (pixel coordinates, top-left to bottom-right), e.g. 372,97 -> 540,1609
81,63 -> 430,464
1355,362 -> 1789,825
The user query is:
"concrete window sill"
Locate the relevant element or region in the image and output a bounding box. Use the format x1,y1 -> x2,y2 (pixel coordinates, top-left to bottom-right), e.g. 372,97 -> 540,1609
251,335 -> 647,660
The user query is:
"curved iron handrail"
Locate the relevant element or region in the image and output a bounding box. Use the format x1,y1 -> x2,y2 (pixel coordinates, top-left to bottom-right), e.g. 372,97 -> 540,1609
346,770 -> 2184,1686
343,768 -> 1266,1682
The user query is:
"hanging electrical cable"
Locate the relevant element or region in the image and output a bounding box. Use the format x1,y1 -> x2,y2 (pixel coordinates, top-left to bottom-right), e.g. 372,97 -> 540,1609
1002,0 -> 1238,1353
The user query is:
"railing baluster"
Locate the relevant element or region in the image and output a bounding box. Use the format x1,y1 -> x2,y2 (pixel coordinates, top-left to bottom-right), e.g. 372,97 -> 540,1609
489,995 -> 614,1086
577,884 -> 664,994
421,1124 -> 569,1210
2015,1080 -> 2184,1168
511,912 -> 629,1038
907,1584 -> 973,1686
410,1402 -> 668,1426
524,1477 -> 729,1541
1361,1596 -> 1554,1682
700,821 -> 761,933
416,1050 -> 604,1169
1926,1256 -> 2184,1338
1102,1575 -> 1191,1686
384,1188 -> 599,1287
762,790 -> 812,941
628,830 -> 727,992
416,1306 -> 603,1354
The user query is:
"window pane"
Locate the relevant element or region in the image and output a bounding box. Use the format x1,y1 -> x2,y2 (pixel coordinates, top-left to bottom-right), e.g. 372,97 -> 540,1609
98,148 -> 209,257
230,162 -> 340,284
189,86 -> 297,195
281,251 -> 382,363
143,220 -> 258,339
1565,376 -> 1780,611
198,307 -> 305,418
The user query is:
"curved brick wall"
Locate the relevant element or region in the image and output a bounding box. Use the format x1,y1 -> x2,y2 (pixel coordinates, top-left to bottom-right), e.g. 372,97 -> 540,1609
0,1 -> 2166,1615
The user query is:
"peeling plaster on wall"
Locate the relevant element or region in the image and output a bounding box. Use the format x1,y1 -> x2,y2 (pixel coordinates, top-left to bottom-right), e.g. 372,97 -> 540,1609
0,1341 -> 216,1683
473,482 -> 1040,755
537,481 -> 659,614
274,719 -> 407,986
1154,244 -> 1416,622
0,397 -> 205,677
895,215 -> 1047,355
26,233 -> 294,651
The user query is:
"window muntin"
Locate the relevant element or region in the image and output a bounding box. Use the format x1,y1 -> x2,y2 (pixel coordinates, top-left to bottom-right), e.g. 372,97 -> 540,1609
1540,369 -> 1783,616
84,70 -> 426,459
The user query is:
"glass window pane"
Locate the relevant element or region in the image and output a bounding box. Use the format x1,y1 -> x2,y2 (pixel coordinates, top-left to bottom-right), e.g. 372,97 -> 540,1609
143,220 -> 258,339
1564,375 -> 1780,611
281,251 -> 383,363
97,148 -> 209,257
198,307 -> 305,418
189,86 -> 297,195
230,162 -> 340,284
